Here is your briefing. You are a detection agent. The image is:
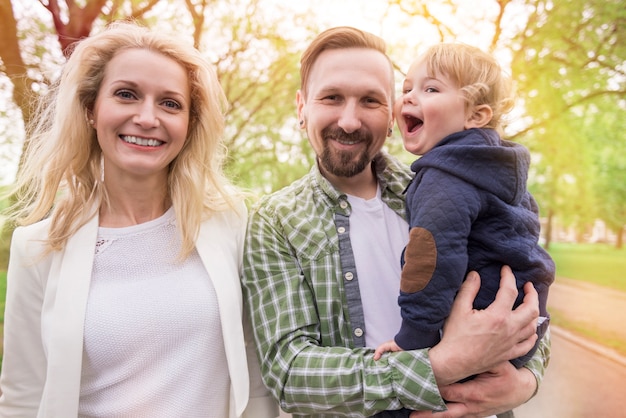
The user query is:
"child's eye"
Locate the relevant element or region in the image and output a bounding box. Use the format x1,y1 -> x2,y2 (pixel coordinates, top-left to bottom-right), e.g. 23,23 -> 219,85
425,87 -> 438,93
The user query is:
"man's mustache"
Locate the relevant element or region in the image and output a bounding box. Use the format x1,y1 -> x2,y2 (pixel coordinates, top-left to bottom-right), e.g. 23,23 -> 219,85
322,127 -> 371,144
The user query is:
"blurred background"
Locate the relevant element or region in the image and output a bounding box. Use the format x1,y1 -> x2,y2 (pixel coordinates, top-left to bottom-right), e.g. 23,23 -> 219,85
0,0 -> 624,416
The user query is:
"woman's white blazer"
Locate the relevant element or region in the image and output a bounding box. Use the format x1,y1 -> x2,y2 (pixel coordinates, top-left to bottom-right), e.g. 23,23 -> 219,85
0,206 -> 278,418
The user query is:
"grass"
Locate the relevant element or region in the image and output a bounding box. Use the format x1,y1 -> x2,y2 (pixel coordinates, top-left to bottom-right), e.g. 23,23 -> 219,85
546,242 -> 626,291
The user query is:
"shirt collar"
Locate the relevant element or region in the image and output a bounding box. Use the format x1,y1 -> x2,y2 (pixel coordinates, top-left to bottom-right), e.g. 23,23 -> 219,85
310,151 -> 412,213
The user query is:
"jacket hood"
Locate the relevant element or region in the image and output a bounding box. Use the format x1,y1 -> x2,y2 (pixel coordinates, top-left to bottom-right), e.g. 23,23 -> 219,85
411,128 -> 530,205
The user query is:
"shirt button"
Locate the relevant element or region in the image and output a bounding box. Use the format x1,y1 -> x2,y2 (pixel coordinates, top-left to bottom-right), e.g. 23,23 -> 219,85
337,226 -> 346,234
339,201 -> 348,209
354,328 -> 363,337
345,272 -> 354,281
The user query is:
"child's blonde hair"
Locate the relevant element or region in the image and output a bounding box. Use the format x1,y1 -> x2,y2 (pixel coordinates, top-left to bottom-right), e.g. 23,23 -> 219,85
422,43 -> 514,133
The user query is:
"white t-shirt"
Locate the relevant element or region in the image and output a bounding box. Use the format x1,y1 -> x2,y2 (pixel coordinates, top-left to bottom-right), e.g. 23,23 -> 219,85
347,189 -> 409,348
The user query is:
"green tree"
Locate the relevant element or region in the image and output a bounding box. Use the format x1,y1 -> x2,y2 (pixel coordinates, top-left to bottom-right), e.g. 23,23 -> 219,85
509,0 -> 626,247
590,99 -> 626,248
194,0 -> 318,192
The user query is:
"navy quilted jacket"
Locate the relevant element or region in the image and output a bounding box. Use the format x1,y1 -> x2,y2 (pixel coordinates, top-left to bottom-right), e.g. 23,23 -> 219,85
396,128 -> 554,357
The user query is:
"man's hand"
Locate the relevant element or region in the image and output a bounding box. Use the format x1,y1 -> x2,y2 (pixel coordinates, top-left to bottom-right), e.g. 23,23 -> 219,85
409,362 -> 537,418
428,266 -> 539,385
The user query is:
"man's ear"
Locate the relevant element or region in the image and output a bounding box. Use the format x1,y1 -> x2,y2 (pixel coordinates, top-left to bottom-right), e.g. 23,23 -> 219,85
296,90 -> 306,129
465,104 -> 493,129
387,104 -> 396,137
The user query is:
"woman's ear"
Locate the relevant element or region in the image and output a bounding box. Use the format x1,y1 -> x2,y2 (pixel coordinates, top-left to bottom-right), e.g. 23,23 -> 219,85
465,104 -> 493,129
86,110 -> 96,128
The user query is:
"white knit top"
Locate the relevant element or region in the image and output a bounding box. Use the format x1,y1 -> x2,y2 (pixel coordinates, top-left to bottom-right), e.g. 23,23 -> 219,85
78,208 -> 229,417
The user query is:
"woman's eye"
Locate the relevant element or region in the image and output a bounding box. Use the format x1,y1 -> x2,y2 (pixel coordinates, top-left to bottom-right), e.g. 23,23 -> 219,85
163,99 -> 181,110
115,90 -> 135,99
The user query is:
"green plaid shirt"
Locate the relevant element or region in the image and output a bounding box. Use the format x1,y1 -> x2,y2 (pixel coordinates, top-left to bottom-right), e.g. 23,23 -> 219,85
242,151 -> 550,417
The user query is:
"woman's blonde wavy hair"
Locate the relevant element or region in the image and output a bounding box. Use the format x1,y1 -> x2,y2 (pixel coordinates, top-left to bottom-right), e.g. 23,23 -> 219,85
8,21 -> 239,259
421,42 -> 514,134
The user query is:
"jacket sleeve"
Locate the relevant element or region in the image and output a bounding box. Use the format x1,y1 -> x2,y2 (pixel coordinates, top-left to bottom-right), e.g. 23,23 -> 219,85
397,170 -> 481,349
234,201 -> 279,418
242,304 -> 279,418
0,226 -> 50,417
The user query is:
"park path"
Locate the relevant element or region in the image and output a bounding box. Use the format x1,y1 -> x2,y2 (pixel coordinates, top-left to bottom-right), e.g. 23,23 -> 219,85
516,327 -> 626,418
548,276 -> 626,345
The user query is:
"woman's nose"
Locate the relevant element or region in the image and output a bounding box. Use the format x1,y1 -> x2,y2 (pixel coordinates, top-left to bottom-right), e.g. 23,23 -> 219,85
133,102 -> 160,128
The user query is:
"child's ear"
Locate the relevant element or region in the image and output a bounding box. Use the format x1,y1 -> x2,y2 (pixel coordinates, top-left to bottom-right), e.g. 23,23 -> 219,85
465,104 -> 493,129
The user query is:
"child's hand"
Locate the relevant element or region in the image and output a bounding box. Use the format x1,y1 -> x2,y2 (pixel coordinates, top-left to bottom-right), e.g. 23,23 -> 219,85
373,339 -> 402,360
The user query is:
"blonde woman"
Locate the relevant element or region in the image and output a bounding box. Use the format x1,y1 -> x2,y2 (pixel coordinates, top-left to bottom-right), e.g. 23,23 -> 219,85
0,22 -> 277,418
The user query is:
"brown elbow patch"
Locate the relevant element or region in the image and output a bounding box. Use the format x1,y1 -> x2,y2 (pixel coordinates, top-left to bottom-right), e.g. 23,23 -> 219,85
400,227 -> 437,293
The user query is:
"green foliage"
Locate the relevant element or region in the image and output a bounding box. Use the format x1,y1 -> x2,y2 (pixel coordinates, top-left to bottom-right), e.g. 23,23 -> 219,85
207,1 -> 319,193
592,107 -> 626,237
510,0 -> 626,237
547,243 -> 626,291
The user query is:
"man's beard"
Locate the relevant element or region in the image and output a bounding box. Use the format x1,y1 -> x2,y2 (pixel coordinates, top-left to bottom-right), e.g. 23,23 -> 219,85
318,127 -> 372,177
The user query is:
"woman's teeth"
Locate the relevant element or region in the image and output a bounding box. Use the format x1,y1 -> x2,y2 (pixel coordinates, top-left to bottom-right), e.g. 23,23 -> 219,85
121,135 -> 163,147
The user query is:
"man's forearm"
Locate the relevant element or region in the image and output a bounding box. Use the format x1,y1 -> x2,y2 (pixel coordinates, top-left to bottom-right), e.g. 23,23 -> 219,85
262,342 -> 447,416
